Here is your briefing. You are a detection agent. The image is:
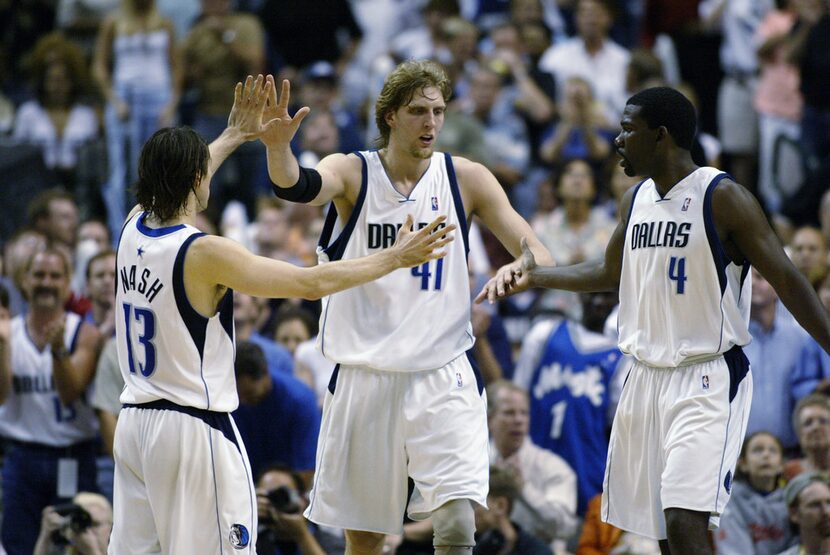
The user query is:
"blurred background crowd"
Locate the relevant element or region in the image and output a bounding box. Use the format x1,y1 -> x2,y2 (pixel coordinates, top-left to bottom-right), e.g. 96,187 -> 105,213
1,0 -> 830,553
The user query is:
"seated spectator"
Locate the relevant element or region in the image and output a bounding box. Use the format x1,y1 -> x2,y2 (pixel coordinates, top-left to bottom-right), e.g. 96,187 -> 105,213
473,466 -> 553,555
234,291 -> 293,375
296,110 -> 342,169
790,226 -> 829,289
785,394 -> 830,480
715,432 -> 794,555
487,380 -> 578,545
576,494 -> 660,554
256,464 -> 345,555
778,472 -> 830,555
33,491 -> 113,555
792,273 -> 830,399
273,306 -> 316,357
13,32 -> 99,192
1,228 -> 47,316
532,159 -> 616,319
233,341 -> 320,486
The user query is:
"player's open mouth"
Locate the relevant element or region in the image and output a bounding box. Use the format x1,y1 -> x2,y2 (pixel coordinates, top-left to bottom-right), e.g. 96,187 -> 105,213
419,135 -> 434,146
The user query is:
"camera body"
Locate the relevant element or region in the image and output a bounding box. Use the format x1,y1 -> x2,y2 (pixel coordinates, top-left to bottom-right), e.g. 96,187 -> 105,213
50,503 -> 93,545
265,485 -> 301,515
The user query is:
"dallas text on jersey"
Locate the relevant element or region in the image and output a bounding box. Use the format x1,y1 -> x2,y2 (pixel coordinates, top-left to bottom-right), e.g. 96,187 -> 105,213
630,221 -> 691,250
120,265 -> 164,303
367,221 -> 448,250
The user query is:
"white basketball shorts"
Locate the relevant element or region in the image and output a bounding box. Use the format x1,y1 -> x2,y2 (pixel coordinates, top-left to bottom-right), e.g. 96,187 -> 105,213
601,346 -> 752,540
305,353 -> 489,535
109,401 -> 257,554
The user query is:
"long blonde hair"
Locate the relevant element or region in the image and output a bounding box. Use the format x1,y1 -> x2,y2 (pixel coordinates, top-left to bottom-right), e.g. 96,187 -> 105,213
374,60 -> 452,148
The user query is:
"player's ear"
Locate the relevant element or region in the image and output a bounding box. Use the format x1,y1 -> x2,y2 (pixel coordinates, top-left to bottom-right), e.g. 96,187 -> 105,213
655,126 -> 668,143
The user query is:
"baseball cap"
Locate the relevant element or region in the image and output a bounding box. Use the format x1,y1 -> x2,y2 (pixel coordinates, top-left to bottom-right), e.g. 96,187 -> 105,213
785,471 -> 830,507
304,61 -> 337,83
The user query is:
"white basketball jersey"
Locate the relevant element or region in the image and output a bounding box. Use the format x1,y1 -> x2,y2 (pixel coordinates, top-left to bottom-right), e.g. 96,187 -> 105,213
316,151 -> 474,372
0,313 -> 99,446
617,167 -> 751,367
116,212 -> 237,411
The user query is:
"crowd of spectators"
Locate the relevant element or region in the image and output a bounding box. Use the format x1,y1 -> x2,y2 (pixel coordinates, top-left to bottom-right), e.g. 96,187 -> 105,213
1,0 -> 830,553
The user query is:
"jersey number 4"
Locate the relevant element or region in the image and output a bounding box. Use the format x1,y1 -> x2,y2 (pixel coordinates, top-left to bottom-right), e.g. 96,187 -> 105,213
669,256 -> 687,294
412,259 -> 444,290
122,302 -> 157,377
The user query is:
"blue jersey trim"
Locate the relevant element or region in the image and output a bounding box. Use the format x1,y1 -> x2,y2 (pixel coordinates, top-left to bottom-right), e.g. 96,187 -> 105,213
68,316 -> 82,355
622,180 -> 646,254
218,288 -> 234,345
123,399 -> 240,449
702,173 -> 733,295
113,211 -> 141,300
208,431 -> 225,554
136,212 -> 187,237
327,363 -> 340,395
172,232 -> 211,406
464,350 -> 485,395
444,153 -> 470,258
723,344 -> 750,403
318,152 -> 368,262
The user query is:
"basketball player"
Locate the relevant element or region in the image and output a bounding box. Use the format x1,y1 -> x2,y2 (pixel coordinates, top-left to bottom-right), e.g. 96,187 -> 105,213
478,86 -> 830,555
109,75 -> 455,554
259,60 -> 553,555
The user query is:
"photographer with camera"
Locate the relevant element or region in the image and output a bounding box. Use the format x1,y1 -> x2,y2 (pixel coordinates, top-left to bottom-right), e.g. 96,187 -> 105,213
473,467 -> 552,555
33,492 -> 112,555
256,464 -> 345,555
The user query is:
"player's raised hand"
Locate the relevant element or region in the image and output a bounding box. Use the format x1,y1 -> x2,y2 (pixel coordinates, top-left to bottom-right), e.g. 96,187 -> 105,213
391,214 -> 456,268
475,237 -> 537,304
259,76 -> 311,148
227,74 -> 272,140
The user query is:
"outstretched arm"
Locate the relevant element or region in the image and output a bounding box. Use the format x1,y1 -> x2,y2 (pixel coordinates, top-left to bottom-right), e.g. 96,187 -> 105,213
190,215 -> 455,300
715,180 -> 830,353
475,185 -> 634,303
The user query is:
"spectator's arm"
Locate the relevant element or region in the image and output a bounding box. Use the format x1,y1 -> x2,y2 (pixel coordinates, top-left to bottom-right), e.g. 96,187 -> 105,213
0,310 -> 11,405
92,17 -> 118,104
52,322 -> 102,405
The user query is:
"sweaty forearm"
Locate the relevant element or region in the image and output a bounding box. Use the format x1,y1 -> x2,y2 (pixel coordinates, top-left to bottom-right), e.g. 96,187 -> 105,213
529,258 -> 618,293
301,250 -> 403,300
266,144 -> 300,188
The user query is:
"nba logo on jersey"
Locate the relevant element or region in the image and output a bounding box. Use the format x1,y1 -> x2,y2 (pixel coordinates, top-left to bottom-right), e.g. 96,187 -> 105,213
682,198 -> 691,211
431,196 -> 439,211
702,375 -> 709,389
456,372 -> 463,388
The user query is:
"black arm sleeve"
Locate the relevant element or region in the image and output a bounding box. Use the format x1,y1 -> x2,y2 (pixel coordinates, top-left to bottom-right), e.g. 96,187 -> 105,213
272,167 -> 323,203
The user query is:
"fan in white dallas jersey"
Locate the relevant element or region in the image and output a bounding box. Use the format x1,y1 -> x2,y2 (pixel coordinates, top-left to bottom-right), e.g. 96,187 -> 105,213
484,86 -> 830,551
262,60 -> 553,551
109,78 -> 453,555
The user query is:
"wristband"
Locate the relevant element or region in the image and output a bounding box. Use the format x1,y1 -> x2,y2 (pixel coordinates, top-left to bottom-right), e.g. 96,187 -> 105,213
272,167 -> 322,203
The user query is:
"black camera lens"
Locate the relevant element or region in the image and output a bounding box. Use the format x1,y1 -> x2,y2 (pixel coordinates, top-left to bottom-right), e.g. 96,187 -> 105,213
49,503 -> 93,545
266,486 -> 301,514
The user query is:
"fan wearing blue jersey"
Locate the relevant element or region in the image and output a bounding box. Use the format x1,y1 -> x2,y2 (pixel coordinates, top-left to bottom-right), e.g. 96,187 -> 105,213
109,75 -> 455,555
259,60 -> 553,555
479,86 -> 830,555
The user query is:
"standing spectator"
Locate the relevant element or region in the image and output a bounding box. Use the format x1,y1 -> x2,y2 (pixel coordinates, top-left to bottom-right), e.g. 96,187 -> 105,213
795,0 -> 830,169
744,268 -> 809,450
1,229 -> 48,316
487,381 -> 578,546
714,432 -> 794,555
753,0 -> 805,213
183,0 -> 266,221
473,466 -> 554,555
785,394 -> 830,480
13,33 -> 99,194
93,0 -> 182,239
233,341 -> 320,487
778,472 -> 830,555
702,0 -> 773,191
514,290 -> 624,514
0,249 -> 102,555
538,0 -> 630,125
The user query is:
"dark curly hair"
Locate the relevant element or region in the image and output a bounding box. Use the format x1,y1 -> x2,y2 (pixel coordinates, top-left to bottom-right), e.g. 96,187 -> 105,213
134,127 -> 209,222
26,32 -> 90,104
